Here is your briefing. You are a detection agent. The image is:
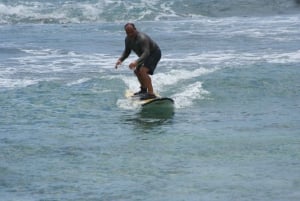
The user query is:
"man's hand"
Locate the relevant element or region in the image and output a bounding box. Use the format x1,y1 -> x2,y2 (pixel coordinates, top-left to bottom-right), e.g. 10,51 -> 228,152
115,59 -> 122,69
129,61 -> 138,70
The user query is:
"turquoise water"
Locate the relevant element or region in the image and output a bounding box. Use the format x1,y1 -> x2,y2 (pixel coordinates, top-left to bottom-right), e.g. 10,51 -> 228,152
1,1 -> 300,201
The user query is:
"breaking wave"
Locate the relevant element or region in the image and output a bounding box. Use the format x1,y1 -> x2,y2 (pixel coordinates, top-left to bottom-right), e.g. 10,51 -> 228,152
0,0 -> 299,24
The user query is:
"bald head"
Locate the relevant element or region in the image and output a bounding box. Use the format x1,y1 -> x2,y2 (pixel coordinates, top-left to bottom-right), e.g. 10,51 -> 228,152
124,23 -> 137,39
124,23 -> 136,30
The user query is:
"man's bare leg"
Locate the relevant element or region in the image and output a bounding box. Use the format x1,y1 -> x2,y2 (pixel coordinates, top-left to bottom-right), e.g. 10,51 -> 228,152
135,66 -> 155,95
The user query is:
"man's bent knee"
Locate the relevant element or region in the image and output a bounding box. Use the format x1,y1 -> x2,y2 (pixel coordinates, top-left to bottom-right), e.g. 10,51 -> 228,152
139,66 -> 150,74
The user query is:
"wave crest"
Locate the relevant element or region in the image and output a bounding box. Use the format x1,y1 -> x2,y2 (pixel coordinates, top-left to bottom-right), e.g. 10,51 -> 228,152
0,0 -> 299,24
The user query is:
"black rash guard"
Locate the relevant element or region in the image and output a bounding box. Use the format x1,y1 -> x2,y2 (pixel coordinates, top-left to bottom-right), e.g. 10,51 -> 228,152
119,32 -> 160,65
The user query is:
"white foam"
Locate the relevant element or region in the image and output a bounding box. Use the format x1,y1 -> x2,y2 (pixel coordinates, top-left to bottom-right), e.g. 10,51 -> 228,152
0,46 -> 118,90
0,67 -> 17,75
154,67 -> 218,92
0,78 -> 38,89
114,67 -> 215,109
66,78 -> 91,86
115,67 -> 216,92
121,75 -> 139,91
9,48 -> 114,73
155,2 -> 179,20
171,82 -> 210,109
0,2 -> 67,24
264,50 -> 300,64
172,50 -> 300,67
116,98 -> 140,110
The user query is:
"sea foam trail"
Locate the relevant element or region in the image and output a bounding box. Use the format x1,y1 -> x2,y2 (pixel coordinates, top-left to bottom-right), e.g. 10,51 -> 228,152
154,67 -> 217,92
117,67 -> 217,93
172,81 -> 210,109
116,67 -> 216,109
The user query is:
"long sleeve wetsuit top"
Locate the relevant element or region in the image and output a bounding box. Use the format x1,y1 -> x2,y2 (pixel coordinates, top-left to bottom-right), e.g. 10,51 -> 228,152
119,32 -> 160,65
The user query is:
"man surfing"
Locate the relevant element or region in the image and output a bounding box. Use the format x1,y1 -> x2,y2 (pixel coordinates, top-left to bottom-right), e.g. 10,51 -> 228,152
115,23 -> 161,100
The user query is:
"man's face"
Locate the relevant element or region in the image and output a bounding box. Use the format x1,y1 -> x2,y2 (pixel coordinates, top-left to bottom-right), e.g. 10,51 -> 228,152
125,25 -> 137,39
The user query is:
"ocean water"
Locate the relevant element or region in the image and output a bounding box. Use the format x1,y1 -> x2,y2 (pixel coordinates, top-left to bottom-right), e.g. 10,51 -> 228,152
1,0 -> 300,201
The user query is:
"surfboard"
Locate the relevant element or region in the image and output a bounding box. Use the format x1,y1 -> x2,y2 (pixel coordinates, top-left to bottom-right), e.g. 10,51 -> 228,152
125,90 -> 174,110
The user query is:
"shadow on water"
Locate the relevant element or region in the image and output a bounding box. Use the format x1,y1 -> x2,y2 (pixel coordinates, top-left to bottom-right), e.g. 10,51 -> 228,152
137,108 -> 175,131
121,107 -> 175,132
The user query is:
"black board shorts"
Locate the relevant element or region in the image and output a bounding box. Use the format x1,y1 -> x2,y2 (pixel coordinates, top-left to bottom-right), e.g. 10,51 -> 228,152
136,48 -> 161,75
